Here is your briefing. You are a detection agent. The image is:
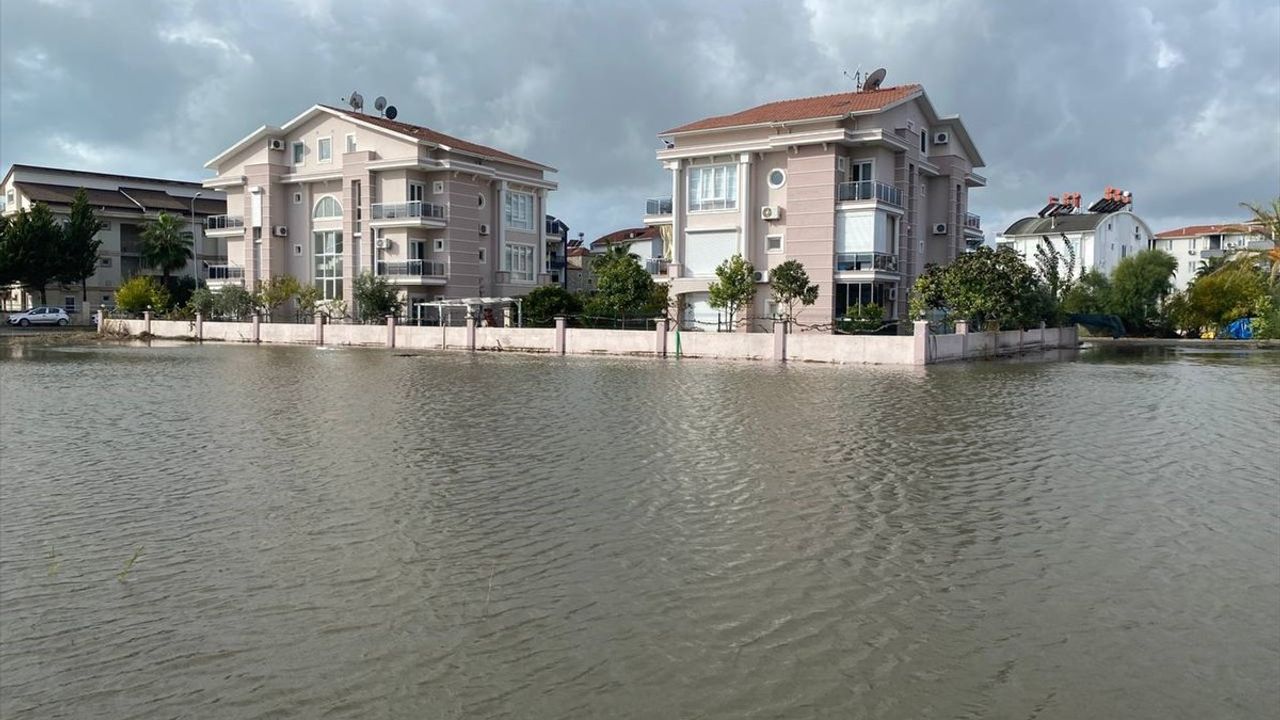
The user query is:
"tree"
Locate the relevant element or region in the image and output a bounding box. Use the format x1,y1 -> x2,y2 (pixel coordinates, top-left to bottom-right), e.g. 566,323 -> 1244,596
296,284 -> 322,320
187,287 -> 216,318
842,303 -> 884,334
1196,254 -> 1231,279
522,284 -> 582,326
707,254 -> 756,331
1175,268 -> 1269,335
351,272 -> 402,323
1061,269 -> 1112,316
1234,199 -> 1280,286
769,259 -> 819,323
213,284 -> 256,321
909,246 -> 1049,329
1107,249 -> 1177,334
1033,236 -> 1077,302
587,247 -> 659,320
140,212 -> 193,286
115,276 -> 170,314
58,188 -> 105,301
257,275 -> 301,321
3,203 -> 63,305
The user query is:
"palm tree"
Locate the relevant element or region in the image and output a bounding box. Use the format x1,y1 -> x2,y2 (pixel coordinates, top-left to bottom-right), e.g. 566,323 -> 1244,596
1225,199 -> 1280,286
1196,254 -> 1230,279
140,212 -> 193,286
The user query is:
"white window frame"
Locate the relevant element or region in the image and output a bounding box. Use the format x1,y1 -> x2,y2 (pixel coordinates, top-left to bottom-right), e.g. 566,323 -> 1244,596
293,191 -> 303,205
408,182 -> 425,204
317,136 -> 333,164
432,180 -> 445,195
345,133 -> 357,154
433,238 -> 446,252
505,191 -> 535,231
850,159 -> 874,183
292,141 -> 305,165
312,196 -> 343,220
767,168 -> 786,189
478,247 -> 487,263
99,257 -> 112,267
687,163 -> 738,213
504,242 -> 535,282
478,193 -> 486,208
766,234 -> 784,253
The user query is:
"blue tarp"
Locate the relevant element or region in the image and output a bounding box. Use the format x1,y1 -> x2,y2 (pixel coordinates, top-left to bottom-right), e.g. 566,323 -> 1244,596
1223,317 -> 1253,340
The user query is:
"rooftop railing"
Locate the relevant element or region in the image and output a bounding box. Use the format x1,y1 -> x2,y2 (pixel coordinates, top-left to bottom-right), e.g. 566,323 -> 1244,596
964,212 -> 981,230
835,252 -> 899,273
376,259 -> 447,277
836,181 -> 902,208
205,215 -> 244,230
206,263 -> 244,281
370,201 -> 447,221
646,197 -> 673,215
645,257 -> 670,276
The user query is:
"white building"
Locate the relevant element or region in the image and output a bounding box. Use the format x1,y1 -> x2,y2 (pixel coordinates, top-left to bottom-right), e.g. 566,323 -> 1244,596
996,188 -> 1154,279
1152,222 -> 1274,292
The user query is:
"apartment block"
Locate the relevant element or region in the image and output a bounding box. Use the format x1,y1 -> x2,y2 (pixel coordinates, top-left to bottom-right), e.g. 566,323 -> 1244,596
0,165 -> 226,314
997,188 -> 1155,282
642,82 -> 985,330
202,104 -> 558,320
1153,222 -> 1273,292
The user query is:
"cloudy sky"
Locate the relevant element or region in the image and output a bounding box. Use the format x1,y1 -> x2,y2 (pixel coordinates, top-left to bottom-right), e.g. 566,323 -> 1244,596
2,0 -> 1278,242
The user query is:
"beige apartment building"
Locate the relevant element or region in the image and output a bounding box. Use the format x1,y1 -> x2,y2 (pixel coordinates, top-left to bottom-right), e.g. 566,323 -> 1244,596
1152,222 -> 1274,292
643,82 -> 985,330
0,165 -> 226,315
202,104 -> 558,320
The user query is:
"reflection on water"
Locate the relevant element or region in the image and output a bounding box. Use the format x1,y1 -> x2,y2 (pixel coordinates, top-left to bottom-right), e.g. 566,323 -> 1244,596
2,339 -> 1278,719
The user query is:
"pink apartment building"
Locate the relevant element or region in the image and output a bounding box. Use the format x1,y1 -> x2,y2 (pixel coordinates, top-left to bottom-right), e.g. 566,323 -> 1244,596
642,82 -> 986,330
202,104 -> 559,321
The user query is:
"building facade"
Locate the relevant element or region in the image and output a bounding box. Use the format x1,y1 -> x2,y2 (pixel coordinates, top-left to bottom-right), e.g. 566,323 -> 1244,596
202,104 -> 558,320
642,83 -> 985,330
0,165 -> 226,314
996,189 -> 1154,281
1152,222 -> 1273,292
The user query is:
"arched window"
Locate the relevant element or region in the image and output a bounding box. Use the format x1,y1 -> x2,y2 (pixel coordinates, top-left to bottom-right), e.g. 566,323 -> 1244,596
313,196 -> 343,219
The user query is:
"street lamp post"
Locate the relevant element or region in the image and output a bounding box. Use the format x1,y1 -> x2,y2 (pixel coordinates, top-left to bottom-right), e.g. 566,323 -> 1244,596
190,192 -> 203,288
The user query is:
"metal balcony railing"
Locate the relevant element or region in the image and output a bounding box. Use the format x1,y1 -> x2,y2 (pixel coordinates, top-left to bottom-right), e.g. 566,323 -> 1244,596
836,181 -> 903,207
206,263 -> 244,280
646,197 -> 673,215
835,252 -> 899,273
370,201 -> 447,221
376,259 -> 447,277
205,215 -> 244,230
964,212 -> 981,230
645,257 -> 670,275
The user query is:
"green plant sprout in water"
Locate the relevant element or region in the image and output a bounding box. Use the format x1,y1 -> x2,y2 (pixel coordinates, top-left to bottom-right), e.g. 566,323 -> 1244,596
117,546 -> 144,582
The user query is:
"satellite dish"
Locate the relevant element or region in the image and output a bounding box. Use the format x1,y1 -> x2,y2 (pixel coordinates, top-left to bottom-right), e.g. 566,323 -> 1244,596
384,105 -> 398,120
374,96 -> 387,112
348,91 -> 364,112
862,68 -> 886,92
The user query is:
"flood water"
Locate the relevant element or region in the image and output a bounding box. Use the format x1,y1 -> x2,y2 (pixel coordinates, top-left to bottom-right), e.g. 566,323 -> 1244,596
1,338 -> 1277,719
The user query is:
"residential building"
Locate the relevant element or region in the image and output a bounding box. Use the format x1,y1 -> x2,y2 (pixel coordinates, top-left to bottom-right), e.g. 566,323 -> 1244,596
643,80 -> 985,330
0,164 -> 226,314
545,215 -> 570,287
564,241 -> 596,294
591,226 -> 666,273
1152,222 -> 1273,292
201,103 -> 557,320
996,188 -> 1154,280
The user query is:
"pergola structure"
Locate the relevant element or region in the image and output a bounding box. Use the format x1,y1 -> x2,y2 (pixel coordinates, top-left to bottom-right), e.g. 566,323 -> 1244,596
409,297 -> 524,327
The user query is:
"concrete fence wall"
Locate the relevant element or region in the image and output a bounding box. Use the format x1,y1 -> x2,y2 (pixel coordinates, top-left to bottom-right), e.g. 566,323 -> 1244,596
99,315 -> 1078,366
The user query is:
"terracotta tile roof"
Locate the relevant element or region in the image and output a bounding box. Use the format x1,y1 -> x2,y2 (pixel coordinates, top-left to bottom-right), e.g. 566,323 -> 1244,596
322,105 -> 550,170
590,226 -> 661,249
567,246 -> 591,257
1155,222 -> 1263,239
663,85 -> 921,135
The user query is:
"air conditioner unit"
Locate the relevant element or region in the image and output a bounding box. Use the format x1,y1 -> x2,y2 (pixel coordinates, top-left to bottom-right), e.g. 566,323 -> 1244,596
760,205 -> 781,221
933,131 -> 950,145
479,223 -> 490,236
267,138 -> 285,151
933,223 -> 948,235
272,225 -> 288,237
752,270 -> 770,283
374,238 -> 388,250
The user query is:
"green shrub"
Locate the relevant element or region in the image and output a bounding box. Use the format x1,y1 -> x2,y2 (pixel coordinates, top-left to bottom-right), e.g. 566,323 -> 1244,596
841,303 -> 884,334
522,285 -> 582,326
187,288 -> 216,317
115,276 -> 170,313
352,272 -> 402,323
214,284 -> 256,321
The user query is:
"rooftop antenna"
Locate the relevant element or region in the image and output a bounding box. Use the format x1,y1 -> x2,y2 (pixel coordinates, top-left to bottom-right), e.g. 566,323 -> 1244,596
374,96 -> 387,113
345,91 -> 364,113
862,68 -> 886,92
843,67 -> 862,89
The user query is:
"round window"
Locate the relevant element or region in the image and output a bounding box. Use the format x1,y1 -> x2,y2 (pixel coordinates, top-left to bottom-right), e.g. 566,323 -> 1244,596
768,169 -> 786,188
478,193 -> 486,208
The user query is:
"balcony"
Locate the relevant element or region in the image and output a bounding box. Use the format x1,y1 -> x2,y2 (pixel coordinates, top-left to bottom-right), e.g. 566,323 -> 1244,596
204,215 -> 244,236
205,263 -> 244,287
645,257 -> 670,276
836,181 -> 902,208
645,197 -> 673,217
369,201 -> 447,228
376,259 -> 447,285
964,212 -> 982,234
835,252 -> 899,273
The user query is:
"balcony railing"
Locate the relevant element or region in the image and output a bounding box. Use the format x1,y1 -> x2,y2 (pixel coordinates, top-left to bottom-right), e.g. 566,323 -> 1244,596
645,257 -> 670,276
646,197 -> 673,215
205,263 -> 244,281
836,181 -> 902,208
835,252 -> 899,273
376,259 -> 447,277
964,212 -> 981,230
370,201 -> 447,221
205,215 -> 244,231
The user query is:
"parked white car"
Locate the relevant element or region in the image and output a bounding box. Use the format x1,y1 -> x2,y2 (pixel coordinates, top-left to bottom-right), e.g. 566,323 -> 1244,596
7,307 -> 71,327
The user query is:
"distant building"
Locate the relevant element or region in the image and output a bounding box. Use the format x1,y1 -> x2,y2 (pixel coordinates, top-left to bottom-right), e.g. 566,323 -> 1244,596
997,187 -> 1154,280
0,164 -> 226,314
590,226 -> 666,273
545,215 -> 570,287
1153,222 -> 1273,292
564,243 -> 596,294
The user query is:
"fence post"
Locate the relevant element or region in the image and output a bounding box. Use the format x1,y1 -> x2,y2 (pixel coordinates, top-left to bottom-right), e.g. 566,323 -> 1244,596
97,305 -> 105,333
655,316 -> 669,357
315,312 -> 325,347
195,312 -> 204,341
386,314 -> 396,348
773,319 -> 788,362
955,319 -> 968,359
252,313 -> 261,343
143,308 -> 152,335
555,315 -> 567,355
465,312 -> 476,352
913,320 -> 931,365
